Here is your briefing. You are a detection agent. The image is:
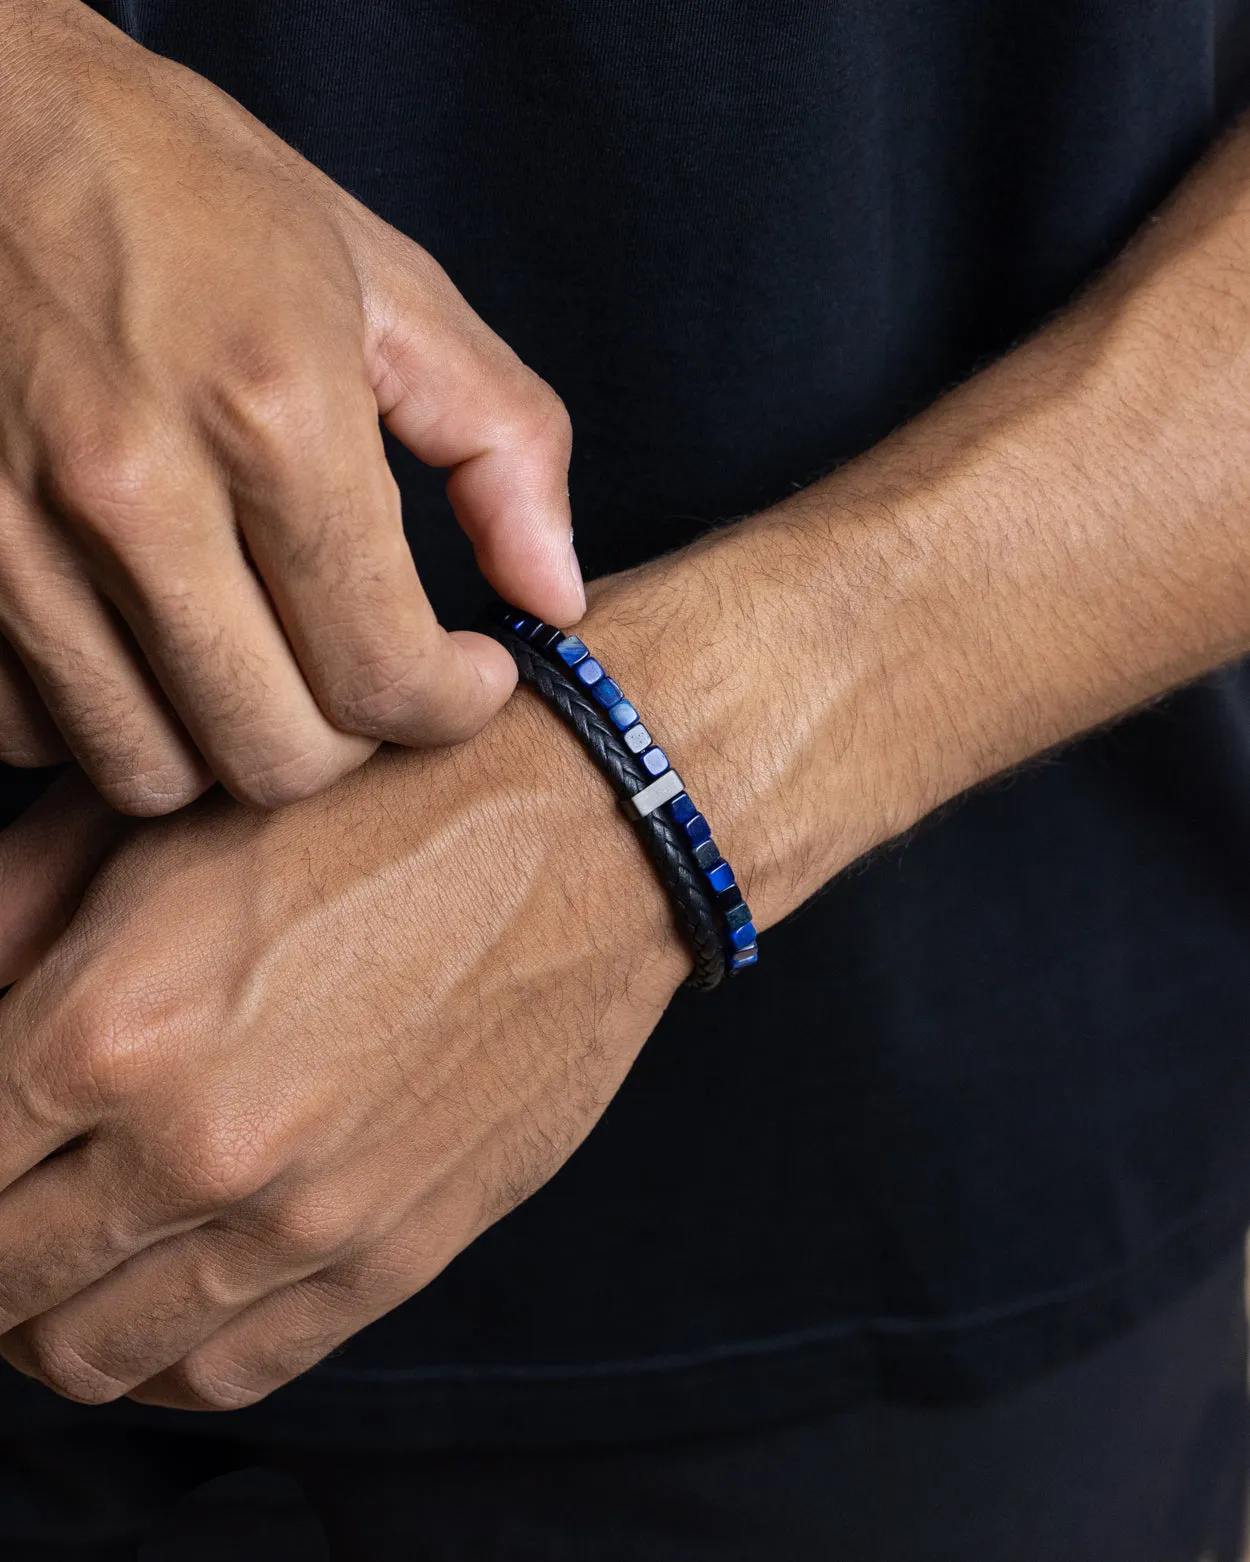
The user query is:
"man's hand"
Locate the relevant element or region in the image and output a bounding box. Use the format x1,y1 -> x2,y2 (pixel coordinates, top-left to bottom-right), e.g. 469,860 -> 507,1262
0,701 -> 683,1411
0,0 -> 583,816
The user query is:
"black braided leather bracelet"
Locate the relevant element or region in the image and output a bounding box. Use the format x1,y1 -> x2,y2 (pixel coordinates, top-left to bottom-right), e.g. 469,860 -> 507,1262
487,625 -> 727,989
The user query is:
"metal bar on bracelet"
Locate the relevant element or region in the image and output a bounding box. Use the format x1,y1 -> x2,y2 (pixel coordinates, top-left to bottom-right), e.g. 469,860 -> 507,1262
499,608 -> 759,975
622,768 -> 685,819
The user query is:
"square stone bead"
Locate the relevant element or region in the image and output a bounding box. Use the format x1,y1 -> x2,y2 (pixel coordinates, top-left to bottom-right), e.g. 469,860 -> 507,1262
554,635 -> 589,668
574,657 -> 605,689
691,838 -> 720,870
705,859 -> 736,895
668,792 -> 697,825
532,624 -> 566,653
623,723 -> 652,754
641,746 -> 669,777
504,611 -> 530,634
682,813 -> 711,848
608,699 -> 639,730
592,677 -> 624,709
723,900 -> 753,932
730,946 -> 759,970
728,922 -> 758,951
716,885 -> 746,914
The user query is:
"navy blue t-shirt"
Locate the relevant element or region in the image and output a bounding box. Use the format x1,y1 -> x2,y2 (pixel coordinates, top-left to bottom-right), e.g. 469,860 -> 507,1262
8,0 -> 1250,1446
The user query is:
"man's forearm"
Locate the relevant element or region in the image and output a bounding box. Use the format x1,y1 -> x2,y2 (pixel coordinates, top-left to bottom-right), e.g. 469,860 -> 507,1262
580,117 -> 1250,932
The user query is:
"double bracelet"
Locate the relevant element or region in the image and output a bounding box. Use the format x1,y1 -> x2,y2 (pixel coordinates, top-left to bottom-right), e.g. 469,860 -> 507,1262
487,607 -> 758,990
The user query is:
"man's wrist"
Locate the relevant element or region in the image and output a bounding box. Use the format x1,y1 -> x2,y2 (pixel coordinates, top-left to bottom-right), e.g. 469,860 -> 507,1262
415,677 -> 690,994
575,535 -> 887,934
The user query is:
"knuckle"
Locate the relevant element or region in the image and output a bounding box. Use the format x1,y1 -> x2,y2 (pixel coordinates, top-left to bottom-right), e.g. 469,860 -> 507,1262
167,1355 -> 266,1412
223,735 -> 367,809
220,365 -> 329,473
94,761 -> 206,819
162,1115 -> 277,1211
318,648 -> 426,736
23,1328 -> 128,1406
51,680 -> 204,816
507,383 -> 572,465
251,1191 -> 358,1266
536,388 -> 573,458
482,376 -> 571,470
60,993 -> 162,1109
50,413 -> 170,538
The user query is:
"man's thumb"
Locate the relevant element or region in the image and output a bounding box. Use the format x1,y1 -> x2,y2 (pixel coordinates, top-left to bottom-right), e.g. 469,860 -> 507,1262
355,222 -> 585,628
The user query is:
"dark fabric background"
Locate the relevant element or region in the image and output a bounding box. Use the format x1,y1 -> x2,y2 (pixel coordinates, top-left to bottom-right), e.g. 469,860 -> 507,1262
8,0 -> 1250,1444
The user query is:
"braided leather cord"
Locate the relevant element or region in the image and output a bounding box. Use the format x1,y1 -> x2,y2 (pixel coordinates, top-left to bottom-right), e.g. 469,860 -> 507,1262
489,627 -> 725,990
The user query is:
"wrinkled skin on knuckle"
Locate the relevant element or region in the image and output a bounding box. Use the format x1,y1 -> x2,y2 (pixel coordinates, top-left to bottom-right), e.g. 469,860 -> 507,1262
20,1326 -> 129,1406
96,761 -> 207,819
46,409 -> 177,554
318,645 -> 435,738
158,1112 -> 279,1216
531,385 -> 573,467
480,382 -> 567,471
246,1189 -> 361,1269
157,1355 -> 267,1412
56,986 -> 169,1113
222,736 -> 365,809
210,353 -> 334,481
0,1208 -> 133,1332
164,1279 -> 373,1411
29,669 -> 202,816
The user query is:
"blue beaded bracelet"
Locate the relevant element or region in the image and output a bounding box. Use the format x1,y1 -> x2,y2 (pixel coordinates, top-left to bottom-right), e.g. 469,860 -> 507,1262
501,609 -> 759,974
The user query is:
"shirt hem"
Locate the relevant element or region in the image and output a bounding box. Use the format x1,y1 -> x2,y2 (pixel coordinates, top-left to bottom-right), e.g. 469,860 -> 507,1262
3,1176 -> 1248,1452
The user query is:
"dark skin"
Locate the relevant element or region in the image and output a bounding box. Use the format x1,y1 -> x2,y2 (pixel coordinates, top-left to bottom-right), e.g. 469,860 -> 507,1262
3,12 -> 1250,1413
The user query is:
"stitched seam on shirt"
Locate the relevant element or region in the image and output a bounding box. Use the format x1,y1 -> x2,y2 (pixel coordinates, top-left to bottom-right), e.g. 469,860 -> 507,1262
309,1169 -> 1250,1386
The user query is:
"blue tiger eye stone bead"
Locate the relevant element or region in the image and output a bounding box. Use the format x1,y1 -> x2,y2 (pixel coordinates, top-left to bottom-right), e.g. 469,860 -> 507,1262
728,922 -> 758,951
503,610 -> 531,634
641,746 -> 669,777
532,623 -> 566,653
668,792 -> 697,825
592,677 -> 624,709
731,946 -> 759,970
682,813 -> 711,847
691,838 -> 720,869
608,699 -> 639,730
705,859 -> 736,895
554,635 -> 589,668
574,657 -> 605,689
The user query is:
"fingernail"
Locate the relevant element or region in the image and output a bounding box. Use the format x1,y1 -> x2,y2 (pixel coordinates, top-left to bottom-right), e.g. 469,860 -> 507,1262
567,532 -> 587,617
